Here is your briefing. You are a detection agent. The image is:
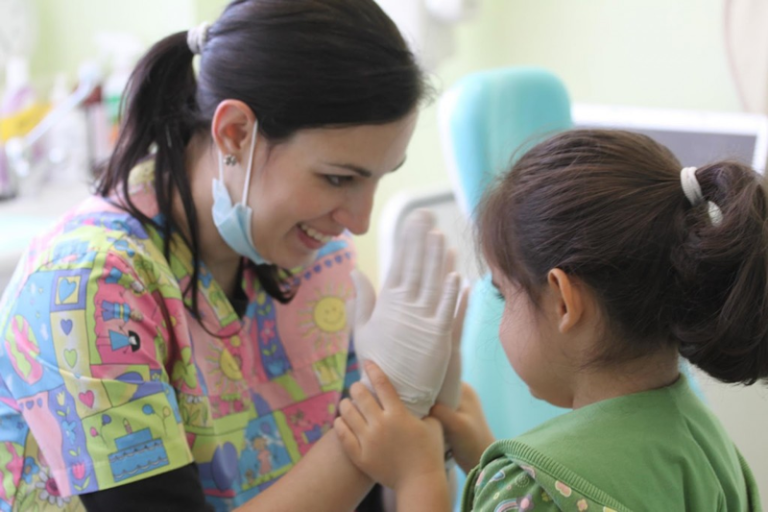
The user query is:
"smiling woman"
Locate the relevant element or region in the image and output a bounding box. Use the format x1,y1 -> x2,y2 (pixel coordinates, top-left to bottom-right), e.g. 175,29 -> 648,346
0,1 -> 435,511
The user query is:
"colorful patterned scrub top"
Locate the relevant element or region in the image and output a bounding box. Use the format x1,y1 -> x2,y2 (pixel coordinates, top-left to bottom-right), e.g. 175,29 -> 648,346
0,162 -> 358,511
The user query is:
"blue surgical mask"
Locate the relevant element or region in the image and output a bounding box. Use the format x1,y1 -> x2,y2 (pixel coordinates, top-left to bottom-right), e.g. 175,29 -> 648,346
211,124 -> 270,265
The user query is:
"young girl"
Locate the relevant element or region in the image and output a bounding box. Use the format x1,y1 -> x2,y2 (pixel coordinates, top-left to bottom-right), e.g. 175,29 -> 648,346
334,129 -> 765,511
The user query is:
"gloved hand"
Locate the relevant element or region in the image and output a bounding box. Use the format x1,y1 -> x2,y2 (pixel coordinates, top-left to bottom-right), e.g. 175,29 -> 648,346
435,286 -> 468,410
350,210 -> 461,418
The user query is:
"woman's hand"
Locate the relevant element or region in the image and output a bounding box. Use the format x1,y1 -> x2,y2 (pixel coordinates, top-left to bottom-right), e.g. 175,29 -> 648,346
431,383 -> 496,475
334,362 -> 447,495
436,287 -> 469,409
349,210 -> 461,417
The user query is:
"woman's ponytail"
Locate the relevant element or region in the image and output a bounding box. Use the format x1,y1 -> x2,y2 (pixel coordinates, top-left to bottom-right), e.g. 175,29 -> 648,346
96,31 -> 209,311
97,31 -> 199,205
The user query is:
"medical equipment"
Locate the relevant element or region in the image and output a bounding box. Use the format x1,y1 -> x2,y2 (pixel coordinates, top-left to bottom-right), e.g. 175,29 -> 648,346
374,0 -> 479,70
573,103 -> 768,173
0,62 -> 101,199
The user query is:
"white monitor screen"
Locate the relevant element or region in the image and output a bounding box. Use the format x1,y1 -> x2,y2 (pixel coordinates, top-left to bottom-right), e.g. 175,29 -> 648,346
379,105 -> 768,283
572,104 -> 768,173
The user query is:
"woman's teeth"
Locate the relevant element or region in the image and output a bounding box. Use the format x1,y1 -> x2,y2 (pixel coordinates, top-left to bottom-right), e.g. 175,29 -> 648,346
299,223 -> 333,243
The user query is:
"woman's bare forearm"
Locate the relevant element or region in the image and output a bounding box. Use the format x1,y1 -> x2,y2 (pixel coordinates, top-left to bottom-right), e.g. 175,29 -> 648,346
235,431 -> 374,512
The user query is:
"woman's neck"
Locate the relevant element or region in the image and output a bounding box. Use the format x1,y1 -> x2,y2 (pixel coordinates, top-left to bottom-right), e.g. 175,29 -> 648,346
172,135 -> 242,298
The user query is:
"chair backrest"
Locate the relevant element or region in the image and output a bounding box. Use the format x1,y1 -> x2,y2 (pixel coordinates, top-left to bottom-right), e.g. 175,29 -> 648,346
437,67 -> 573,441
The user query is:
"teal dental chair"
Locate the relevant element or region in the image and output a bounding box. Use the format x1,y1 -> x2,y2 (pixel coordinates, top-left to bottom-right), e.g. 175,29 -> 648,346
437,68 -> 572,506
438,66 -> 573,441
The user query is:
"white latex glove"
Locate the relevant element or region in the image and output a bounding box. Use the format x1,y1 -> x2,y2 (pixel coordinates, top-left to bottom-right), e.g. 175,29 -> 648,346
350,210 -> 461,418
435,287 -> 468,410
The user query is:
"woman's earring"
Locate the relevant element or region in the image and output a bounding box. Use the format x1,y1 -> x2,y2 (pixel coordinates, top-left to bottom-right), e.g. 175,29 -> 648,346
224,154 -> 237,166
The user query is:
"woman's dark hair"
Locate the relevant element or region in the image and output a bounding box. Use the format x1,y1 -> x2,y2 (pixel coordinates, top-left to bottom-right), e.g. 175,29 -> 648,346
97,0 -> 427,311
478,129 -> 768,385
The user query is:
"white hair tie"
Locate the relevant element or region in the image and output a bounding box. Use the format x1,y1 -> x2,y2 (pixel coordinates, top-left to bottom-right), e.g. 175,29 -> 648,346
680,166 -> 723,226
187,22 -> 211,55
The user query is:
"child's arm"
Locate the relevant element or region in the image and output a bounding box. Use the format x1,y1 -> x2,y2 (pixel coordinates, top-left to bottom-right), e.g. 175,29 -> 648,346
335,362 -> 452,512
431,383 -> 496,474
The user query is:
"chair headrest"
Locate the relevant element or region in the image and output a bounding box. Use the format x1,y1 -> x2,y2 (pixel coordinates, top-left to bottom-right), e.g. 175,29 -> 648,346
438,67 -> 572,218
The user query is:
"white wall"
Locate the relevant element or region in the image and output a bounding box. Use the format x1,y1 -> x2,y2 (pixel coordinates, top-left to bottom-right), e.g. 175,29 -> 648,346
694,369 -> 768,500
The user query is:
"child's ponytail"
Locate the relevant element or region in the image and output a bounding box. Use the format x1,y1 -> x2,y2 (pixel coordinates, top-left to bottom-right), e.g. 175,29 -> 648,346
670,163 -> 768,384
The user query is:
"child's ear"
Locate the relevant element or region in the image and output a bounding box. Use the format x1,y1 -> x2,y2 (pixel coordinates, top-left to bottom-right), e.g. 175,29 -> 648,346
546,269 -> 584,334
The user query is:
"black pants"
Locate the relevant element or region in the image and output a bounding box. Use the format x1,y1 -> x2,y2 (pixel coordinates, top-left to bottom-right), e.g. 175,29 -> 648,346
358,483 -> 384,512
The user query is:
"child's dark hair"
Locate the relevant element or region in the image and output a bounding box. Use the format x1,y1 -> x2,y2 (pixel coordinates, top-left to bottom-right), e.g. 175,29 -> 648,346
478,129 -> 768,385
96,0 -> 427,309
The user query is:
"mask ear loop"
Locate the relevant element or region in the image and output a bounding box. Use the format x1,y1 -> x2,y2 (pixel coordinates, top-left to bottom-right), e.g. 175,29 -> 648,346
241,121 -> 259,206
217,149 -> 225,181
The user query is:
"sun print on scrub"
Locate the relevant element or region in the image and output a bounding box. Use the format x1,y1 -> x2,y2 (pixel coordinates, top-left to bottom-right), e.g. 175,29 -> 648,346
206,343 -> 245,395
299,283 -> 353,352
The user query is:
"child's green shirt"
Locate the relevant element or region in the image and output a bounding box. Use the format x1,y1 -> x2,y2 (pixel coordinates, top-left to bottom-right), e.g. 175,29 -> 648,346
462,374 -> 761,511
